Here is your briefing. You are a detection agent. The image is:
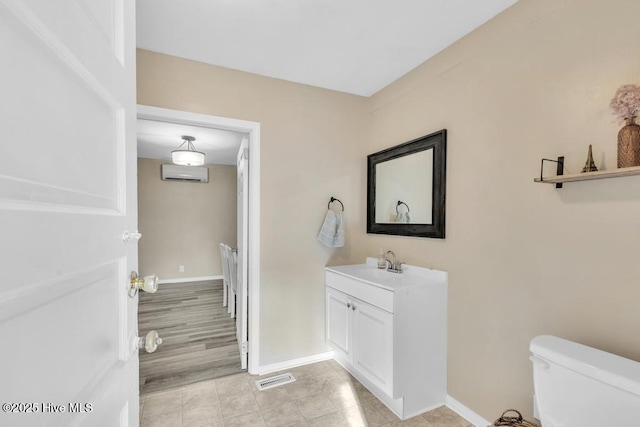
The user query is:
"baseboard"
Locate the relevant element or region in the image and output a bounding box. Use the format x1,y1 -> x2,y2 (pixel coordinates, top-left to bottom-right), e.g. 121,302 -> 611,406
158,275 -> 222,284
446,395 -> 492,427
253,351 -> 335,376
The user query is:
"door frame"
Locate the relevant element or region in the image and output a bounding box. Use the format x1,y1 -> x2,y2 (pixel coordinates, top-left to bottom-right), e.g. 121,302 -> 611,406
137,105 -> 261,374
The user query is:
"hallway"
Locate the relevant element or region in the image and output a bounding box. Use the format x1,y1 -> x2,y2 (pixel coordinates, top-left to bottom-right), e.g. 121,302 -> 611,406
139,279 -> 245,394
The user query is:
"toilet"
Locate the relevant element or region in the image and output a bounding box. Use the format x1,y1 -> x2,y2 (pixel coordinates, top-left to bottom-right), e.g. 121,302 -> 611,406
530,335 -> 640,426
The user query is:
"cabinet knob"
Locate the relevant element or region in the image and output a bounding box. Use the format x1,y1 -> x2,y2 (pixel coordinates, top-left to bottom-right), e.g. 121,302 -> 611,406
347,303 -> 351,308
351,304 -> 357,311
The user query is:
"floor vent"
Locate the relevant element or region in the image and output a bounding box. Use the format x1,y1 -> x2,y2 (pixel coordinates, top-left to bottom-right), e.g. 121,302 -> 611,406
255,373 -> 296,391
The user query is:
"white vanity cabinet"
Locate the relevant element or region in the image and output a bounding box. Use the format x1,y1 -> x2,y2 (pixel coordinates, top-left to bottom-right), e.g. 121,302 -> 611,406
326,286 -> 351,358
325,259 -> 447,420
326,286 -> 394,395
351,294 -> 394,395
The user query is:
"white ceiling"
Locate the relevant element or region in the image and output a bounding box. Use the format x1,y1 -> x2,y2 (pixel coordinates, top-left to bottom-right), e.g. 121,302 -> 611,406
136,0 -> 519,97
137,119 -> 246,165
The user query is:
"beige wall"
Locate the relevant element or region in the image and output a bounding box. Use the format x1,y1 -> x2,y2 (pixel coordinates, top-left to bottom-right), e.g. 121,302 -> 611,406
137,158 -> 237,279
354,0 -> 640,421
137,51 -> 368,365
138,0 -> 640,419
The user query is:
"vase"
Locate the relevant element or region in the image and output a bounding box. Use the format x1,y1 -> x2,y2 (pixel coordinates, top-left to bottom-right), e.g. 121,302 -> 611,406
617,116 -> 640,168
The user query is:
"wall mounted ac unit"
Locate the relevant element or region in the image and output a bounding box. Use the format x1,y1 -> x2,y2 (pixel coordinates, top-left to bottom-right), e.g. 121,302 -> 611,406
161,164 -> 209,183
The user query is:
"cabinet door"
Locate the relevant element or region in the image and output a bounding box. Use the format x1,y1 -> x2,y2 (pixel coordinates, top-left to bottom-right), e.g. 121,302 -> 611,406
326,287 -> 351,360
352,298 -> 394,395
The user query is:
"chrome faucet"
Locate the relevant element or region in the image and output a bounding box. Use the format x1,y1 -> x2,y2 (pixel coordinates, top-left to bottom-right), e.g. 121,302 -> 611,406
385,250 -> 404,274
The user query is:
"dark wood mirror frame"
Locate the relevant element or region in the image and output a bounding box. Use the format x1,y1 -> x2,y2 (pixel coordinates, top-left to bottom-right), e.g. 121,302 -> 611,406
367,129 -> 447,238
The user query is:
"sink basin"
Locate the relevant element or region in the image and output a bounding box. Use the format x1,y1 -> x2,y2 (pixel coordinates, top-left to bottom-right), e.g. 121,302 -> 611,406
325,258 -> 446,291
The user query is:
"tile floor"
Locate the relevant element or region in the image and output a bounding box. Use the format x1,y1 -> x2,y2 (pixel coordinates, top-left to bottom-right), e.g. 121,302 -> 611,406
140,360 -> 473,427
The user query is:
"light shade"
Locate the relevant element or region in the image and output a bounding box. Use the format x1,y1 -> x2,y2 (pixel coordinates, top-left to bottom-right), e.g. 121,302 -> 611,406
171,135 -> 205,166
172,150 -> 205,166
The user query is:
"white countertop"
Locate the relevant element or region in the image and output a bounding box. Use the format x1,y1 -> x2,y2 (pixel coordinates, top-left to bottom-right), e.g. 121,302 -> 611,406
325,258 -> 447,291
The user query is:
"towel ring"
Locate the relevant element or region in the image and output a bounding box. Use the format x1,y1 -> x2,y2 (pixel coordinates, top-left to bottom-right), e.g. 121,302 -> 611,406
396,201 -> 410,214
328,197 -> 344,212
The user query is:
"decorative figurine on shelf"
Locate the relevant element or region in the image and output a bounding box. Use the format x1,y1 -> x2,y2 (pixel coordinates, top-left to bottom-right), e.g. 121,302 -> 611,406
581,144 -> 598,173
610,84 -> 640,168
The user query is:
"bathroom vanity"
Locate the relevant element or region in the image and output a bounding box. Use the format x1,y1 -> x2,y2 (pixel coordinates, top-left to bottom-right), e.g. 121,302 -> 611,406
325,258 -> 447,419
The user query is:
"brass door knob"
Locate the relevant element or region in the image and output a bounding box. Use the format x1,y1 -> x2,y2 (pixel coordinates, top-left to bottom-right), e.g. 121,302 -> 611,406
128,271 -> 159,297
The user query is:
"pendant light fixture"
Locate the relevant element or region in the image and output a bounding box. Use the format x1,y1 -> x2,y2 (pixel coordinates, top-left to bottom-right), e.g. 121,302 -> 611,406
171,135 -> 205,166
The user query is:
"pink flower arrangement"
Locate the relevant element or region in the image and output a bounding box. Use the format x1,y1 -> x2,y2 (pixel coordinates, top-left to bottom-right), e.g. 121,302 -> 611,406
610,84 -> 640,122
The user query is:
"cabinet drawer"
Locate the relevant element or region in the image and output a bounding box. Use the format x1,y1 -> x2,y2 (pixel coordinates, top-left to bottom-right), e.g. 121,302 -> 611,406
326,271 -> 393,313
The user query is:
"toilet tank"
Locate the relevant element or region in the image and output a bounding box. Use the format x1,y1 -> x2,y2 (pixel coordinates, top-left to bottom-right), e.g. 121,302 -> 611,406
530,335 -> 640,427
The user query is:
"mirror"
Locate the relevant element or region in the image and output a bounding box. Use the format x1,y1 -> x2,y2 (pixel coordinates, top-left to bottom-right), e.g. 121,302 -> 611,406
367,129 -> 446,238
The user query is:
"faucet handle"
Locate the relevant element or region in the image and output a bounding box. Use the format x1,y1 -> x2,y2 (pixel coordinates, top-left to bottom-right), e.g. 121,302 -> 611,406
397,262 -> 405,272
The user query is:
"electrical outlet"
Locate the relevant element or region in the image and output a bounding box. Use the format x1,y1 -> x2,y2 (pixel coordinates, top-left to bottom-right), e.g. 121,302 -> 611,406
179,265 -> 185,273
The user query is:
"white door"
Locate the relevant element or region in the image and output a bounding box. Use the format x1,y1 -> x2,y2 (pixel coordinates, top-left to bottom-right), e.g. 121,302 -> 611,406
326,287 -> 351,360
352,299 -> 394,396
236,138 -> 249,369
0,1 -> 138,426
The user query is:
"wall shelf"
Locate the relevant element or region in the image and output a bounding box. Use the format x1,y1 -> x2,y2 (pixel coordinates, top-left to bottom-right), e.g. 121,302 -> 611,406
534,165 -> 640,185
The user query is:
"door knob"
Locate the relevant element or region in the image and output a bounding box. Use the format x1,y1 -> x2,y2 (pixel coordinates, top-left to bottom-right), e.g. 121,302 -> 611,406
128,271 -> 159,297
122,230 -> 142,242
137,331 -> 163,353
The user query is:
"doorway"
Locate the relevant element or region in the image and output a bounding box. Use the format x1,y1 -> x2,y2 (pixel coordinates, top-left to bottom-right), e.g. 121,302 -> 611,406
136,105 -> 261,394
138,279 -> 242,393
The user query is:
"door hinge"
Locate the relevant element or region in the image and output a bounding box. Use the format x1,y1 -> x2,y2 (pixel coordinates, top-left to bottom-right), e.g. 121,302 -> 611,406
241,342 -> 248,354
243,148 -> 249,160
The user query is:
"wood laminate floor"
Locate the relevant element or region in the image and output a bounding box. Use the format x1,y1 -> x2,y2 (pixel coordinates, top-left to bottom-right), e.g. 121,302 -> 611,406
139,279 -> 244,395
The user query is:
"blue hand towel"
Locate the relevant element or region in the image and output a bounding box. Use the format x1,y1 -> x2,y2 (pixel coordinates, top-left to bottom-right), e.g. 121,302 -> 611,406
317,210 -> 345,248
